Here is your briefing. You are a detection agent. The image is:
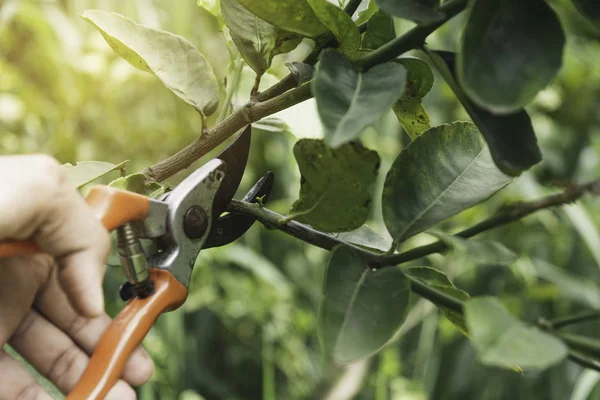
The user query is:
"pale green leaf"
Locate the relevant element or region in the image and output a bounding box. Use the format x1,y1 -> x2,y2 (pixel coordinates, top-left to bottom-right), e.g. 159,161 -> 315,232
222,0 -> 301,75
332,225 -> 392,252
382,122 -> 512,245
307,0 -> 361,53
458,0 -> 565,113
376,0 -> 444,24
393,98 -> 430,140
82,10 -> 219,116
235,0 -> 329,38
356,0 -> 379,25
465,297 -> 568,369
314,49 -> 406,147
319,246 -> 411,362
290,139 -> 380,232
197,0 -> 221,17
62,160 -> 127,189
109,173 -> 167,198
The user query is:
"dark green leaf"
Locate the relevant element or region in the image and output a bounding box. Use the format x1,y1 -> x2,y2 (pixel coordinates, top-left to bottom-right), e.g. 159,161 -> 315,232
62,160 -> 127,189
286,62 -> 315,86
235,0 -> 328,38
362,10 -> 396,50
393,56 -> 434,139
426,50 -> 541,176
458,0 -> 565,112
109,173 -> 167,198
82,10 -> 220,116
307,0 -> 361,53
572,0 -> 600,28
406,267 -> 469,332
290,139 -> 380,232
376,0 -> 444,25
319,246 -> 411,362
431,232 -> 517,265
332,225 -> 392,252
314,49 -> 406,147
356,0 -> 380,25
222,0 -> 301,76
465,297 -> 568,369
382,122 -> 512,245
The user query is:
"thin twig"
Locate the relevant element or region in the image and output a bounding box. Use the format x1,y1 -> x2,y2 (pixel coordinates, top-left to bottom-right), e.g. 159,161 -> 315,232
547,311 -> 600,329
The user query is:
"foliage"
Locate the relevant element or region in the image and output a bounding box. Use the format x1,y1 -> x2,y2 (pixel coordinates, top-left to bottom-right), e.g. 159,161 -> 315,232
2,0 -> 600,399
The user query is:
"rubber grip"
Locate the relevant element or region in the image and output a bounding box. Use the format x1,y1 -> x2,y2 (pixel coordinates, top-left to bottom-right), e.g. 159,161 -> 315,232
66,269 -> 188,400
0,185 -> 150,258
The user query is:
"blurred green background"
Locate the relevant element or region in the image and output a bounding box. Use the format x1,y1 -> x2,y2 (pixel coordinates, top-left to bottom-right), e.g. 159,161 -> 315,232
2,0 -> 600,399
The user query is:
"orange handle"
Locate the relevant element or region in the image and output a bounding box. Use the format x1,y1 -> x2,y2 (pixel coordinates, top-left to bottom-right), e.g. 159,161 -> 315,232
67,269 -> 188,400
0,185 -> 150,258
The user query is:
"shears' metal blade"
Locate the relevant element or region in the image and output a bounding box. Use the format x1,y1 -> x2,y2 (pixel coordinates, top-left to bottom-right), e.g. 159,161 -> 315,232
211,125 -> 251,218
204,171 -> 274,249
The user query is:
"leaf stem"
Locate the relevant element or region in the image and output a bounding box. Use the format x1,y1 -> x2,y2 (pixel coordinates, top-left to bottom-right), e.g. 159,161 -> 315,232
547,311 -> 600,329
217,55 -> 244,124
568,351 -> 600,372
356,0 -> 468,70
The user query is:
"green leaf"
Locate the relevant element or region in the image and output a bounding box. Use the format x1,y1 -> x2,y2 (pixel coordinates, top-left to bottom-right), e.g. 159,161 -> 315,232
286,62 -> 315,86
197,0 -> 221,17
222,0 -> 301,76
356,0 -> 380,25
392,56 -> 434,140
313,49 -> 406,147
319,246 -> 411,363
289,139 -> 380,232
362,9 -> 396,50
382,122 -> 512,245
332,225 -> 392,252
376,0 -> 444,25
307,0 -> 361,53
458,0 -> 565,113
465,297 -> 568,370
235,0 -> 329,38
109,173 -> 167,198
62,160 -> 127,189
406,266 -> 469,332
426,50 -> 541,176
430,232 -> 517,266
81,10 -> 220,116
572,0 -> 600,28
253,117 -> 291,133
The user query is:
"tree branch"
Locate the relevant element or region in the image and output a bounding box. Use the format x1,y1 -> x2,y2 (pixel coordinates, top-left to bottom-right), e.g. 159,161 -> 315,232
145,84 -> 312,181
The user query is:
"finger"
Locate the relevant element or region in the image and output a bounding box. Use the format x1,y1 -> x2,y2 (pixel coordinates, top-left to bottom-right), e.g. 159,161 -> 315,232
35,268 -> 154,386
0,155 -> 110,317
9,309 -> 138,399
0,254 -> 51,346
0,350 -> 53,400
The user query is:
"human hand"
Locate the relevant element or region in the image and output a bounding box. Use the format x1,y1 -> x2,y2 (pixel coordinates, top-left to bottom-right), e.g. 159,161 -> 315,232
0,155 -> 154,399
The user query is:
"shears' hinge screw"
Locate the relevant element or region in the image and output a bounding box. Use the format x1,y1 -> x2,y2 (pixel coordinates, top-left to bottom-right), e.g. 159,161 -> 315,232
116,223 -> 154,299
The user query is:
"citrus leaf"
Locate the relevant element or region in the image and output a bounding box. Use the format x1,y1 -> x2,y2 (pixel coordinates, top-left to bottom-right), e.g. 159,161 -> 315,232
458,0 -> 565,113
406,266 -> 469,332
307,0 -> 361,54
319,246 -> 411,363
426,50 -> 541,176
430,232 -> 517,266
109,173 -> 167,198
222,0 -> 301,76
81,10 -> 219,116
376,0 -> 444,25
393,99 -> 430,140
332,225 -> 392,252
382,122 -> 512,245
465,297 -> 568,370
290,139 -> 380,232
356,0 -> 380,25
62,160 -> 128,189
572,0 -> 600,28
314,49 -> 406,147
286,62 -> 315,86
362,9 -> 395,50
235,0 -> 329,38
197,0 -> 221,17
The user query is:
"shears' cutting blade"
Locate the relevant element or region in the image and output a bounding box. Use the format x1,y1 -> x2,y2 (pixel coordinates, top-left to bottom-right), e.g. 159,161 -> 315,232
210,125 -> 251,224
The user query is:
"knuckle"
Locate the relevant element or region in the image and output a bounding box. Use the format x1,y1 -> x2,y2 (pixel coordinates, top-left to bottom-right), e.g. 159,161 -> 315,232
11,312 -> 37,341
14,381 -> 45,400
106,381 -> 137,400
47,346 -> 83,388
65,314 -> 89,337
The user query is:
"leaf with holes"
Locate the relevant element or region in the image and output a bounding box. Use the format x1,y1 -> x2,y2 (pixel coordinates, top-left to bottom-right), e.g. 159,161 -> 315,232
319,246 -> 411,363
458,0 -> 565,113
289,139 -> 380,232
382,122 -> 512,245
235,0 -> 328,38
222,0 -> 301,76
465,297 -> 568,369
314,49 -> 406,147
82,10 -> 219,116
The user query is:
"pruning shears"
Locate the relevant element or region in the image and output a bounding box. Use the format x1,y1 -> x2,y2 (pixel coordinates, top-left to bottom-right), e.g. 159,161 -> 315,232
0,125 -> 272,399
